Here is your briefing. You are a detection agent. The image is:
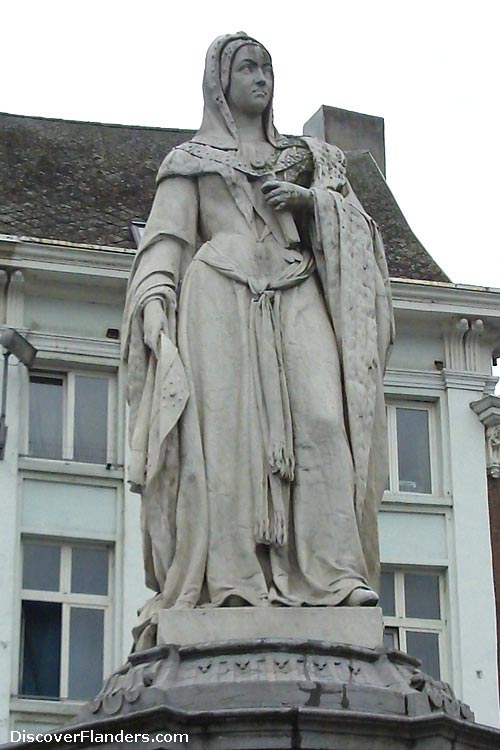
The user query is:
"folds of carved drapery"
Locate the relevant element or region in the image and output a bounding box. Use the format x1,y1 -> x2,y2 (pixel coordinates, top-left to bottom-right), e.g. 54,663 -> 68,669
305,137 -> 394,584
122,137 -> 395,630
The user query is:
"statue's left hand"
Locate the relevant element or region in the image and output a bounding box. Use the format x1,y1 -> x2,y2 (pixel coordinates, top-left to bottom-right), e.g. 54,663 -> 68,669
143,298 -> 169,359
261,180 -> 313,211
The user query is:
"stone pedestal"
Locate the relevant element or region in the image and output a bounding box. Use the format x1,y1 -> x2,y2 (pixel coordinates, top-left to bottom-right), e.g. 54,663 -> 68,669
39,636 -> 498,749
157,606 -> 383,648
4,609 -> 500,749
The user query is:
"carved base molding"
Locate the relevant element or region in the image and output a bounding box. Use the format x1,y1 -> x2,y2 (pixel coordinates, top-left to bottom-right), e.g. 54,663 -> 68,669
8,638 -> 500,749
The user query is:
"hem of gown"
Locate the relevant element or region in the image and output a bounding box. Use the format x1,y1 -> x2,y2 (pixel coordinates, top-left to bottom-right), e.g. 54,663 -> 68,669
202,590 -> 271,608
200,580 -> 374,609
268,580 -> 373,608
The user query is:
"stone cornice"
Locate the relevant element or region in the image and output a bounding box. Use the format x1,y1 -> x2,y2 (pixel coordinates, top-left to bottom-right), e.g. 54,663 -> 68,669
0,327 -> 121,365
391,277 -> 500,320
384,369 -> 443,392
470,395 -> 500,428
441,370 -> 497,392
0,234 -> 134,277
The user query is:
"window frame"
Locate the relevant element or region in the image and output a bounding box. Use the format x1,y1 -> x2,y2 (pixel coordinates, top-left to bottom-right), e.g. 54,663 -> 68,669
129,220 -> 145,248
24,369 -> 116,466
385,400 -> 440,498
382,566 -> 449,683
18,538 -> 113,703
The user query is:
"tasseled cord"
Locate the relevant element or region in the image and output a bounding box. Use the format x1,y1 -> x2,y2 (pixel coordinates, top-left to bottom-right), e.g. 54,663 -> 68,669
254,443 -> 294,547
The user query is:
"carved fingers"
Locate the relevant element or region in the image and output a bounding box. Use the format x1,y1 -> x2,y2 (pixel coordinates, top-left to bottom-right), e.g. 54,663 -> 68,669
143,299 -> 169,358
261,180 -> 313,211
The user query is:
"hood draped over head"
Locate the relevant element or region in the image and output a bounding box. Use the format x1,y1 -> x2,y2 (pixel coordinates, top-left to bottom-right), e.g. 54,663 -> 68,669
192,32 -> 279,150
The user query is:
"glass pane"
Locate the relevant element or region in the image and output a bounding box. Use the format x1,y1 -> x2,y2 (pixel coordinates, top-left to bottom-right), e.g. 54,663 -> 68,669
379,571 -> 395,616
73,376 -> 108,463
383,627 -> 399,650
68,608 -> 104,700
22,543 -> 60,592
28,376 -> 63,459
71,547 -> 108,595
384,413 -> 390,490
21,601 -> 61,698
396,408 -> 431,493
405,573 -> 440,619
406,631 -> 440,679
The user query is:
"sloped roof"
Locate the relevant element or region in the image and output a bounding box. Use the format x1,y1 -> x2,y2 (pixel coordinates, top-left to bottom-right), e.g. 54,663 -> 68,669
346,150 -> 448,282
0,112 -> 449,281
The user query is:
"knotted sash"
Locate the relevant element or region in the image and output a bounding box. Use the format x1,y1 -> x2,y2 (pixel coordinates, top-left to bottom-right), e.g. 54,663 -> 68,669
194,239 -> 315,546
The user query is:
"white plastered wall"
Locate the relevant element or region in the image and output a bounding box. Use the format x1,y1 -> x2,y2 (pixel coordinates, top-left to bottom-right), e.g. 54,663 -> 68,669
1,241 -> 500,735
381,285 -> 500,728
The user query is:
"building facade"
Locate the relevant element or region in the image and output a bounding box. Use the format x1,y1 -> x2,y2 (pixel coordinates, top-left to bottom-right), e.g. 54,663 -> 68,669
0,109 -> 499,739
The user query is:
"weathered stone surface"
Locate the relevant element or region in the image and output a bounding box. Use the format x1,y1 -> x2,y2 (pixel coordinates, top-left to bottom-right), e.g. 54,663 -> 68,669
157,607 -> 384,649
123,33 -> 393,638
5,639 -> 499,750
74,639 -> 473,724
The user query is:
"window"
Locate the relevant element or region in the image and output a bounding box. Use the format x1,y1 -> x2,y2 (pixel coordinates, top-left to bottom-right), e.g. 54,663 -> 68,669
129,220 -> 145,248
386,403 -> 436,495
380,569 -> 446,680
28,372 -> 111,464
20,540 -> 111,701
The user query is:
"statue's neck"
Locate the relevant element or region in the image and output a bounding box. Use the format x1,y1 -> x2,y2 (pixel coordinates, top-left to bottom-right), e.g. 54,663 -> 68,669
230,110 -> 267,144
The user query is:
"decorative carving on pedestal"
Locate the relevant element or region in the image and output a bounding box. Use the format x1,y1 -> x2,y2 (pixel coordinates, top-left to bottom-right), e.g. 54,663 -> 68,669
6,639 -> 500,750
76,640 -> 475,725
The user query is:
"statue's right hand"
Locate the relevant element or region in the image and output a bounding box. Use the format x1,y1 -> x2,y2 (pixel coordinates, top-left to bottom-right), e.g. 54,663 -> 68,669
143,299 -> 169,358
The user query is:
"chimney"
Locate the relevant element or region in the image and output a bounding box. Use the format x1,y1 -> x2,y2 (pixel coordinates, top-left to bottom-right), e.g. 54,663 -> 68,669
303,105 -> 386,176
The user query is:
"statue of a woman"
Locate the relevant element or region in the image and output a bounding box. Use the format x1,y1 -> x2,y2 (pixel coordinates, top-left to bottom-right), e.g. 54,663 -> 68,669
123,33 -> 394,645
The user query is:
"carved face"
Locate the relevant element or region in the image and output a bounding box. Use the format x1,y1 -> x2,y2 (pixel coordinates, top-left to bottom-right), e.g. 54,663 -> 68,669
226,44 -> 273,117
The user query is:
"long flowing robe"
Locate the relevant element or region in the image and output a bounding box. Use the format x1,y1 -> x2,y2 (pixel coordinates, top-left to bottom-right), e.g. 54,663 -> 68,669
122,33 -> 394,646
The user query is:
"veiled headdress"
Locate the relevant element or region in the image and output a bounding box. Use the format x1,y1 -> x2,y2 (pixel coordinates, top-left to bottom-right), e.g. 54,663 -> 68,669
193,32 -> 279,149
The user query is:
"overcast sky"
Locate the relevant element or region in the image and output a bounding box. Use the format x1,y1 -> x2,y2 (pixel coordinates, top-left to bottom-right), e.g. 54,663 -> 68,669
2,0 -> 499,293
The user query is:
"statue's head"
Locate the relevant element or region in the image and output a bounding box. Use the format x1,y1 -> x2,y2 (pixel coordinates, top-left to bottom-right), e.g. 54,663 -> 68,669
222,38 -> 273,119
193,32 -> 278,149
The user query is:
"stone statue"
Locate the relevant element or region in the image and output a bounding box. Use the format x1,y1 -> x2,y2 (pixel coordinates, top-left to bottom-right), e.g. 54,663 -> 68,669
122,32 -> 394,645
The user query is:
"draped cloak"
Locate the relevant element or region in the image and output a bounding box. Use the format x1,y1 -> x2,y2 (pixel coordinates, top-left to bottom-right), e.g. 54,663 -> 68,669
122,33 -> 394,647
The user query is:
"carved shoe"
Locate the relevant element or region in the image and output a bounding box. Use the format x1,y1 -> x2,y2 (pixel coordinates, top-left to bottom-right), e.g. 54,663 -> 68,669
342,587 -> 379,607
